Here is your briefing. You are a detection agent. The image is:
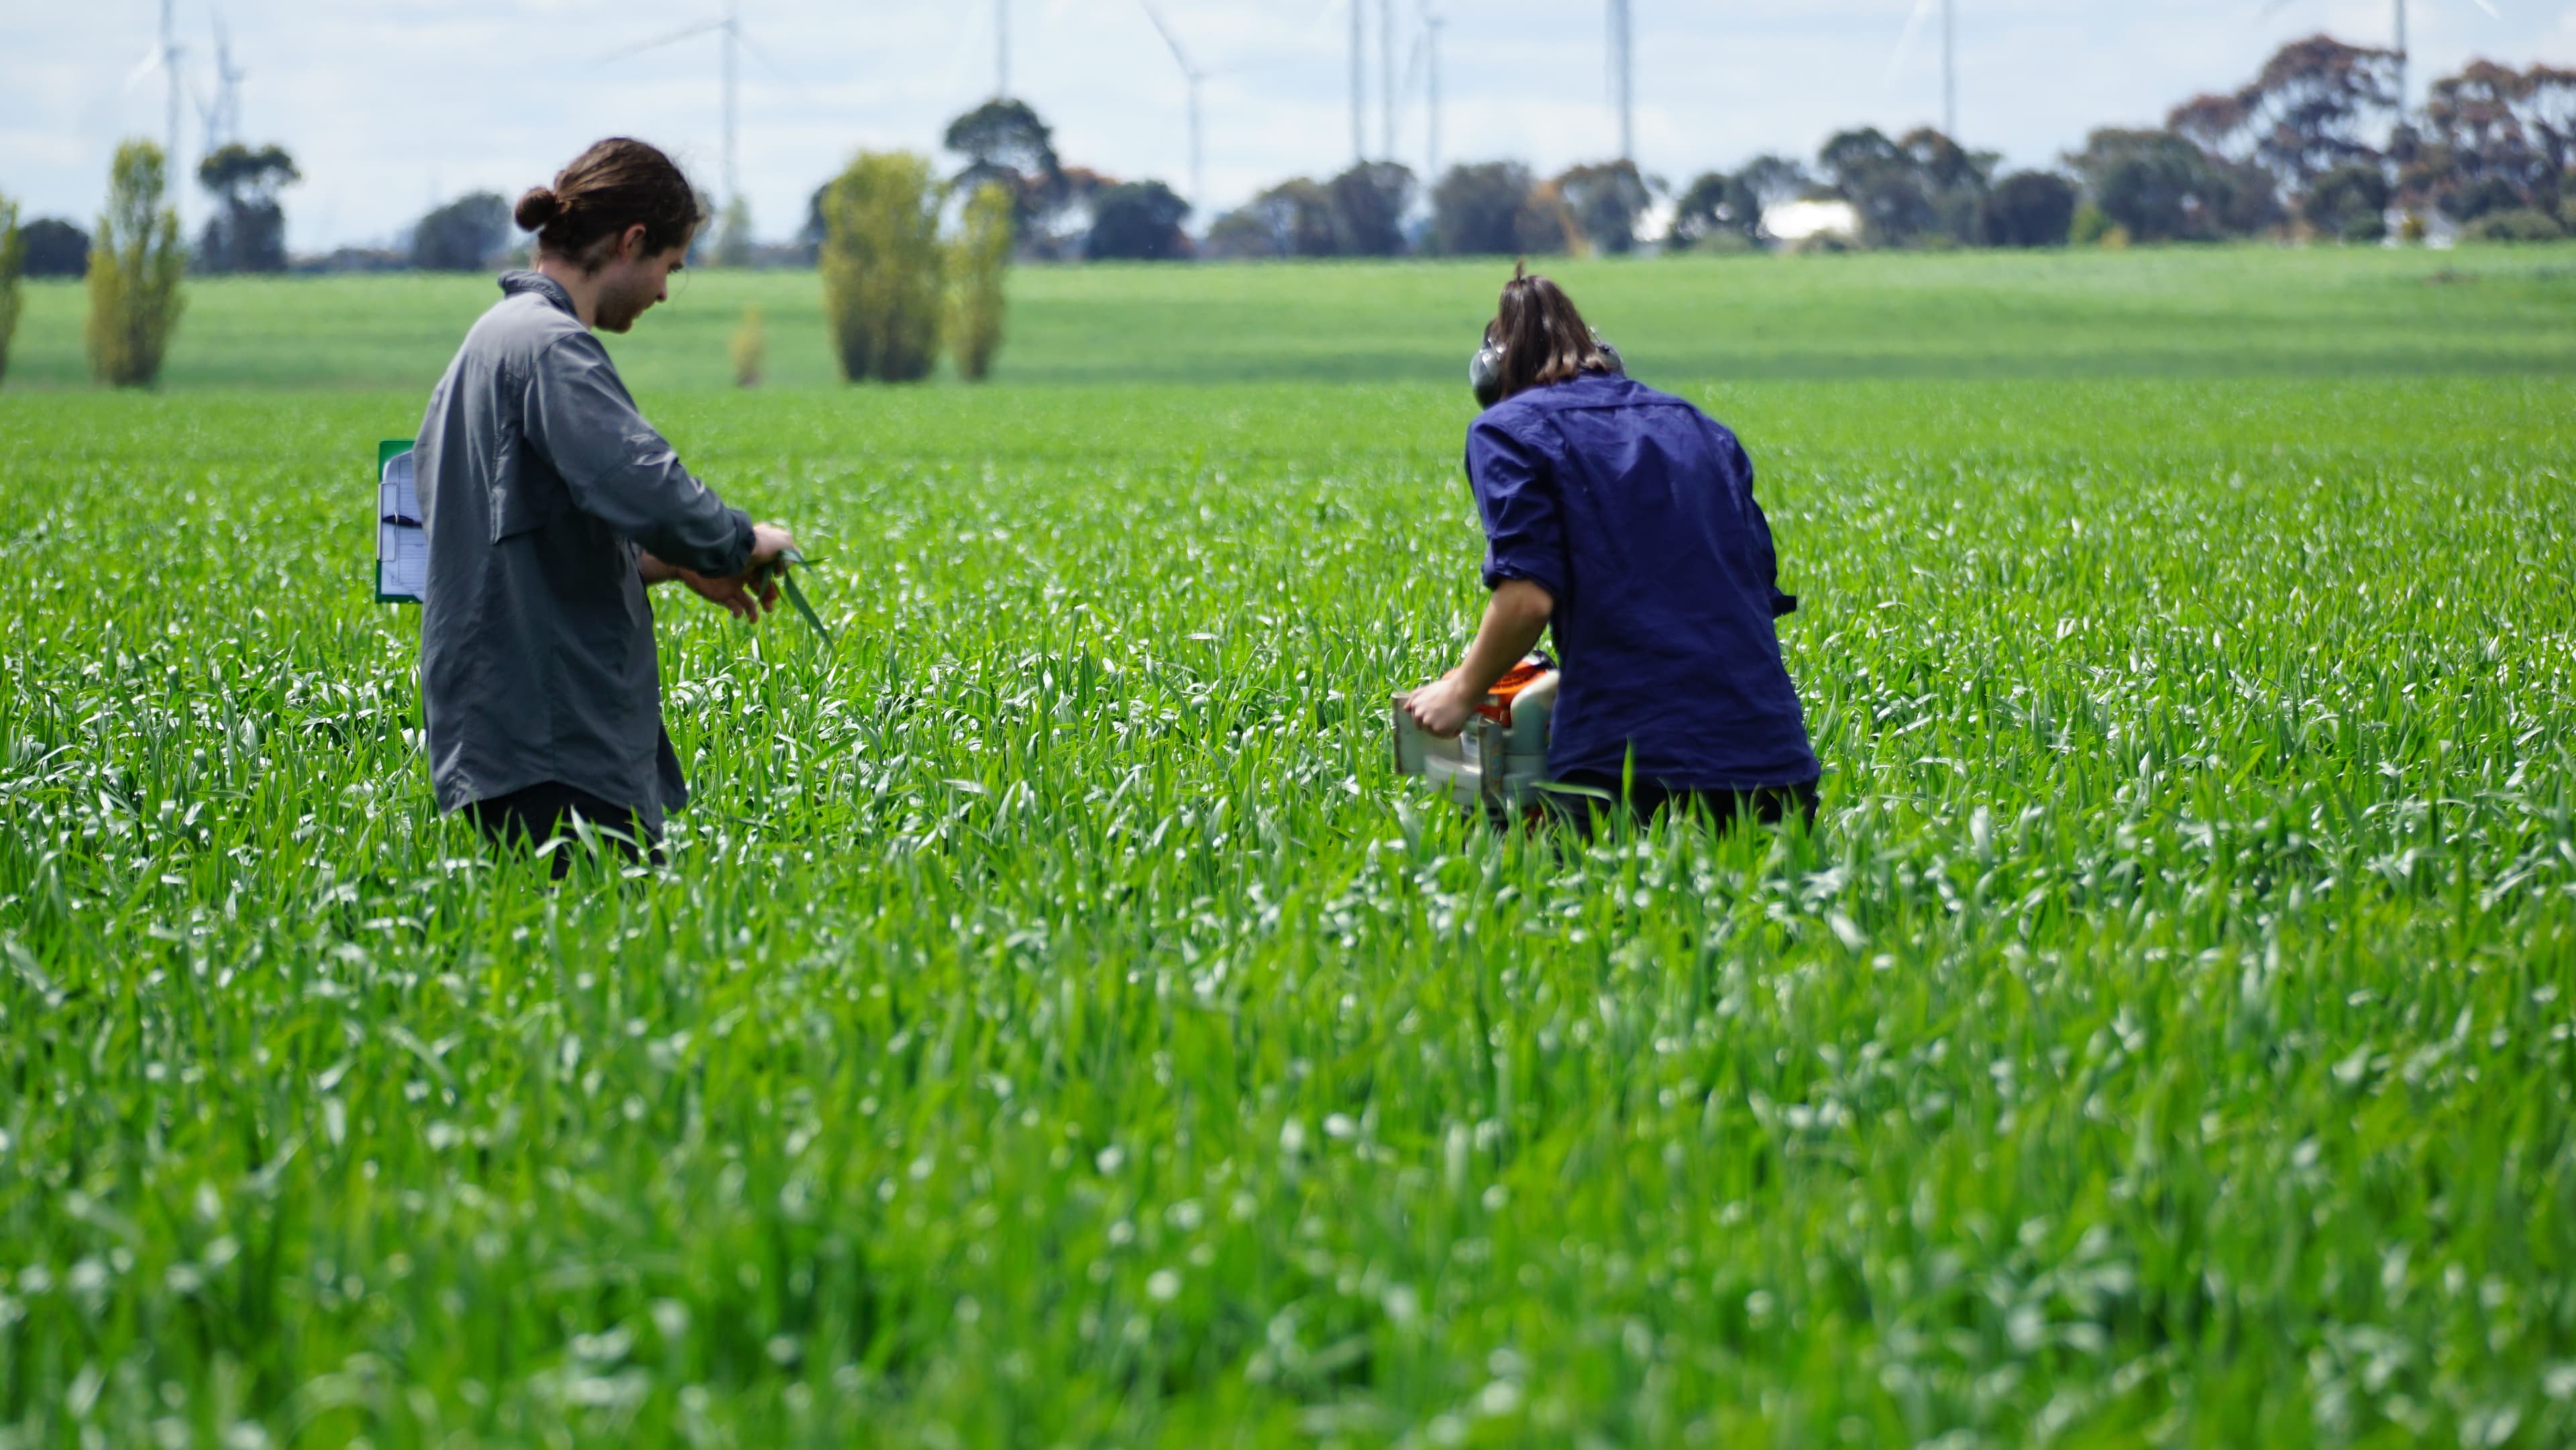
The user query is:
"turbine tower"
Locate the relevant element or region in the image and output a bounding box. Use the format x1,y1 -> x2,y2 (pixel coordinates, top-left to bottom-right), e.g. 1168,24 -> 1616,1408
1350,0 -> 1364,164
1609,0 -> 1633,162
724,0 -> 737,205
996,0 -> 1010,97
211,15 -> 243,149
1138,0 -> 1205,219
162,0 -> 182,174
1381,0 -> 1397,161
1942,0 -> 1955,138
123,0 -> 189,223
1894,0 -> 1959,138
2395,0 -> 2406,103
2257,0 -> 2504,115
197,11 -> 246,158
1425,9 -> 1444,183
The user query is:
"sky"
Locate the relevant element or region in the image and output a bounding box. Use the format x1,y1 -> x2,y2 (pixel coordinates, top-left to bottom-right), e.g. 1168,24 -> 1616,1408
6,0 -> 2575,253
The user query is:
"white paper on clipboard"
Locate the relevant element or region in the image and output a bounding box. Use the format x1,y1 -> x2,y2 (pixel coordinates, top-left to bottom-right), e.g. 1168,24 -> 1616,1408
377,446 -> 427,603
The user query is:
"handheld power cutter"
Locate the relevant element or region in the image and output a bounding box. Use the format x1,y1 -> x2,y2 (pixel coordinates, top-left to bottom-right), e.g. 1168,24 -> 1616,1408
1391,656 -> 1560,819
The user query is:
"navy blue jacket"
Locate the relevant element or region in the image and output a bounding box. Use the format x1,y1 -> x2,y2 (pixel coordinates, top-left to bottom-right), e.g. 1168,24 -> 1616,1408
1466,371 -> 1818,791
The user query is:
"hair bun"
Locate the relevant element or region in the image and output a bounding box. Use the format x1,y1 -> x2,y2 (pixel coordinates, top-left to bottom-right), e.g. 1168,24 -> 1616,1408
514,186 -> 564,231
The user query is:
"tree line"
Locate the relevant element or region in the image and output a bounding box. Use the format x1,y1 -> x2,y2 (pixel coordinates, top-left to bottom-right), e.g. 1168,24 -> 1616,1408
934,38 -> 2575,258
5,32 -> 2567,289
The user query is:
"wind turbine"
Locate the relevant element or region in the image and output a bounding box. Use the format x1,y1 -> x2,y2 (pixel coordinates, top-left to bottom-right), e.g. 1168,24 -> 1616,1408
996,0 -> 1010,97
1890,0 -> 1958,138
1397,4 -> 1445,180
1138,0 -> 1205,219
125,0 -> 186,196
600,0 -> 790,222
2258,0 -> 2501,111
195,10 -> 244,158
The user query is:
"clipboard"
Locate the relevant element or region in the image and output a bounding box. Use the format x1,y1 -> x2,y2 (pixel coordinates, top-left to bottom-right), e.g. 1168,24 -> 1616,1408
376,439 -> 426,603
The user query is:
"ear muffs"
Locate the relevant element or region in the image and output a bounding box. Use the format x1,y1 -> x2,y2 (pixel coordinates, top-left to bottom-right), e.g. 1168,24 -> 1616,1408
1470,327 -> 1625,409
1470,329 -> 1507,409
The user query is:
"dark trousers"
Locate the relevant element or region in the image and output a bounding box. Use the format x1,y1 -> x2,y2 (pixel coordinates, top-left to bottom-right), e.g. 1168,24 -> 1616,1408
1544,772 -> 1819,838
465,781 -> 658,878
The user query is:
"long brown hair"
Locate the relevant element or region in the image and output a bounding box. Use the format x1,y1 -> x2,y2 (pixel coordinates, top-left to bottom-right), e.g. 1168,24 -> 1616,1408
1486,261 -> 1615,401
515,138 -> 704,270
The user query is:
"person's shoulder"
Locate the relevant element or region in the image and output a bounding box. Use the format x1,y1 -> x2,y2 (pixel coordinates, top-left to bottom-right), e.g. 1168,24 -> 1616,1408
1475,372 -> 1617,429
467,276 -> 587,357
1614,379 -> 1741,443
1503,370 -> 1680,415
500,293 -> 588,342
461,306 -> 574,368
1603,376 -> 1704,415
1469,377 -> 1552,435
1472,393 -> 1544,431
1470,396 -> 1580,470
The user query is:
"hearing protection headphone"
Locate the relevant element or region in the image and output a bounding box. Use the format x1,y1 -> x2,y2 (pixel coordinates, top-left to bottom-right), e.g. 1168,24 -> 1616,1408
1470,326 -> 1625,409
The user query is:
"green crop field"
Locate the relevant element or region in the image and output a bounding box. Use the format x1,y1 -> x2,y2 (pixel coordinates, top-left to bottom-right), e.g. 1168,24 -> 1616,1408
2,248 -> 2575,1447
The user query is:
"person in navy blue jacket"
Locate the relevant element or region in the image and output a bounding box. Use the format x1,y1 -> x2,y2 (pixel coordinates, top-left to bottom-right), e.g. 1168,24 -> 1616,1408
1403,266 -> 1821,831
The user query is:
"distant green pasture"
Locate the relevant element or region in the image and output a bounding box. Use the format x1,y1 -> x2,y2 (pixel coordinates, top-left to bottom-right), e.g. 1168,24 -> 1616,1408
4,244 -> 2573,393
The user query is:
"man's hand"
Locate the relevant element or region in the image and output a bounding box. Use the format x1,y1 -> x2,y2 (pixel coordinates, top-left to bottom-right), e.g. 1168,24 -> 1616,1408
641,523 -> 802,623
1407,579 -> 1555,739
676,567 -> 768,622
723,521 -> 801,617
1404,672 -> 1482,739
747,522 -> 799,576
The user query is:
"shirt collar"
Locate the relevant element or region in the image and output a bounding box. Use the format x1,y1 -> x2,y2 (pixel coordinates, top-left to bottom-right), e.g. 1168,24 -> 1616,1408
1504,370 -> 1635,413
498,269 -> 578,319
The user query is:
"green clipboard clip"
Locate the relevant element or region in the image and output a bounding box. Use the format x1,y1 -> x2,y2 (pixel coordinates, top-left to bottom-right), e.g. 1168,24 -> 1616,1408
754,548 -> 833,647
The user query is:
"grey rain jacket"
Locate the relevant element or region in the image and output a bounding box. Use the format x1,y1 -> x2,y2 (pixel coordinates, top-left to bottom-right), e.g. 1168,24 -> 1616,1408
414,270 -> 754,832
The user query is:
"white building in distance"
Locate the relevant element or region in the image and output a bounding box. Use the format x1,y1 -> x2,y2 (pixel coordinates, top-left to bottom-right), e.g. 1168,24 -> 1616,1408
1764,199 -> 1862,247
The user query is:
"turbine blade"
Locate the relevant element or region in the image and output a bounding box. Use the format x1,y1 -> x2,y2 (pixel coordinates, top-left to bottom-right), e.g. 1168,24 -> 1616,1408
125,46 -> 162,93
736,28 -> 810,93
2254,0 -> 2300,19
2405,0 -> 2509,21
594,17 -> 726,64
1884,0 -> 1939,86
1136,0 -> 1191,72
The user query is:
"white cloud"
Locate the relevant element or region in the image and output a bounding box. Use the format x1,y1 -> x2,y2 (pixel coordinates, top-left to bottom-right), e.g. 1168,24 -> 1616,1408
3,0 -> 2570,250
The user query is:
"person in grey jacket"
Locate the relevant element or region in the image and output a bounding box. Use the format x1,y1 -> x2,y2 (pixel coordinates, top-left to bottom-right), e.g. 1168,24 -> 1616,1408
413,138 -> 798,870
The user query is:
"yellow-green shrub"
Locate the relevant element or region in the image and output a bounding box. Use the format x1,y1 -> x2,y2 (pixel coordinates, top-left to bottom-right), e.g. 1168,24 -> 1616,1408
730,305 -> 766,388
819,152 -> 943,383
947,183 -> 1012,383
0,193 -> 23,386
85,142 -> 188,388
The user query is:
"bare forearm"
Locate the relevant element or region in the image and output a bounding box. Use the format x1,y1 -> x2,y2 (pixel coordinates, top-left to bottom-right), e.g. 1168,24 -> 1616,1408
1451,579 -> 1554,696
637,551 -> 682,586
1401,579 -> 1555,741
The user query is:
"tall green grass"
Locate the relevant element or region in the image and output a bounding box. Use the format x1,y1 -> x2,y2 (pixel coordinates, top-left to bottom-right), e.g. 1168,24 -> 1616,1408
0,258 -> 2573,1444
